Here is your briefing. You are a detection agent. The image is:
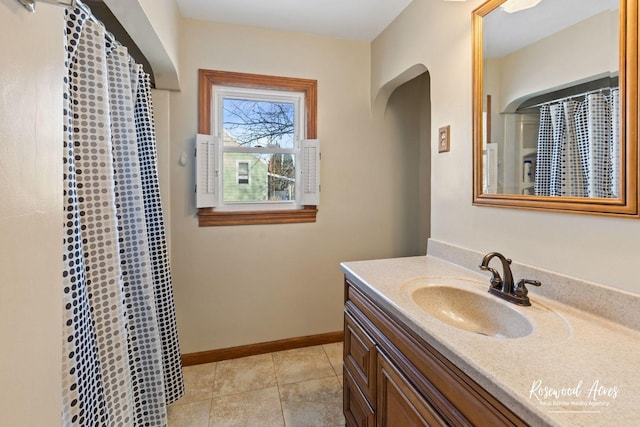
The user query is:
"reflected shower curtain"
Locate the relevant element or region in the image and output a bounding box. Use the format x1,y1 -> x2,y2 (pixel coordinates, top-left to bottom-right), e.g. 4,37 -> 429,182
534,90 -> 619,198
61,6 -> 183,426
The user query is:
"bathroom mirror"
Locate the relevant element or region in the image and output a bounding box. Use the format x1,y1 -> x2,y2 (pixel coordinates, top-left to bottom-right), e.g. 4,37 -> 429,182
473,0 -> 639,216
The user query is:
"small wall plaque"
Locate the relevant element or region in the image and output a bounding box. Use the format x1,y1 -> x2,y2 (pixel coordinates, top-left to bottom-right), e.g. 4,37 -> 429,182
438,125 -> 450,153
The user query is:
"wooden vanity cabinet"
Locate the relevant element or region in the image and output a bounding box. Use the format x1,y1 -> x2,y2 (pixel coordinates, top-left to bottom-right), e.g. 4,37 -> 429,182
377,351 -> 447,426
344,366 -> 375,427
343,312 -> 376,427
343,278 -> 528,427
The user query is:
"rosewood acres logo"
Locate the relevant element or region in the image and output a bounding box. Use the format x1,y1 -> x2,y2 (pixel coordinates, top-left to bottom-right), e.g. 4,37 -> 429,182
528,379 -> 620,412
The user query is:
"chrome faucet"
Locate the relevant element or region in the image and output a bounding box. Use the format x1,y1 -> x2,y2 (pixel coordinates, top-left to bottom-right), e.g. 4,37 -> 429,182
479,252 -> 541,306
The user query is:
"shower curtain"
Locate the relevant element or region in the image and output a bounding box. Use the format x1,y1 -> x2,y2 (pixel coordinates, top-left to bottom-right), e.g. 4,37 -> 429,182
534,89 -> 620,198
61,6 -> 183,426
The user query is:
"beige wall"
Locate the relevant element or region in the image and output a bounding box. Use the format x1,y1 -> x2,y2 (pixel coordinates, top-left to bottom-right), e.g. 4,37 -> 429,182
138,0 -> 180,70
373,0 -> 640,295
106,0 -> 181,89
170,18 -> 427,353
0,1 -> 64,423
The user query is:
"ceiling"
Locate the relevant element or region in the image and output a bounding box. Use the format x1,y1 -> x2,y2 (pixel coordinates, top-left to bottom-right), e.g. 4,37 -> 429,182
175,0 -> 414,41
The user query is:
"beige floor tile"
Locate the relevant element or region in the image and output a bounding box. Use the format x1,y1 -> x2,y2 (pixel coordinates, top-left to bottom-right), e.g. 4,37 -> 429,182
273,346 -> 336,385
322,342 -> 344,376
168,399 -> 211,427
177,362 -> 217,404
212,353 -> 277,398
279,376 -> 345,427
209,386 -> 285,427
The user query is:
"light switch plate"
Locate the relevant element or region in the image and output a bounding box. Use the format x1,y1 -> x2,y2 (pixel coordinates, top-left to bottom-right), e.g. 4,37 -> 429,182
438,125 -> 450,153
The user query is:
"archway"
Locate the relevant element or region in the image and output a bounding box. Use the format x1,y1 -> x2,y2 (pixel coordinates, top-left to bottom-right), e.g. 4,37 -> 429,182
375,67 -> 431,256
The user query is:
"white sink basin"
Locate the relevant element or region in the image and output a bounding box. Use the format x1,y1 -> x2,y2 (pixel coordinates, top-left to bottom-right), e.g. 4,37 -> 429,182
410,285 -> 533,339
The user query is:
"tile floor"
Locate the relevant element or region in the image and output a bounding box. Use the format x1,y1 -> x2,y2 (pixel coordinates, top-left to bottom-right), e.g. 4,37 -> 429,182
168,342 -> 345,427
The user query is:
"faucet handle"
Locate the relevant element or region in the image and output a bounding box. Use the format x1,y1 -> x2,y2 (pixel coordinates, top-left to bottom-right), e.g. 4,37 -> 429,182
479,265 -> 503,288
514,279 -> 541,298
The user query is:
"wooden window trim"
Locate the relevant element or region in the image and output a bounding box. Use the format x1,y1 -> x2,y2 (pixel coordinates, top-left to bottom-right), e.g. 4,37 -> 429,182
198,69 -> 318,226
198,206 -> 319,227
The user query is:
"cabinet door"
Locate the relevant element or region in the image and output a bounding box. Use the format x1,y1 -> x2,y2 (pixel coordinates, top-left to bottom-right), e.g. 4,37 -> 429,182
344,312 -> 377,405
344,368 -> 375,427
377,352 -> 447,427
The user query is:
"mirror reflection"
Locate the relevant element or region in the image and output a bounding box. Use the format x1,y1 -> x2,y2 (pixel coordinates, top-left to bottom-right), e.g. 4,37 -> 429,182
482,0 -> 620,197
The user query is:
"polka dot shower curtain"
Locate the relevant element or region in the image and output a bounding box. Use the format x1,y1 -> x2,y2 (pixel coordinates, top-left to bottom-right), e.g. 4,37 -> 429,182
534,89 -> 620,198
61,6 -> 183,426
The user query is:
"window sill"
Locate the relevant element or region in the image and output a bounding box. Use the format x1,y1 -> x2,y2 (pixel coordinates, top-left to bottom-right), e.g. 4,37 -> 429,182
198,206 -> 318,226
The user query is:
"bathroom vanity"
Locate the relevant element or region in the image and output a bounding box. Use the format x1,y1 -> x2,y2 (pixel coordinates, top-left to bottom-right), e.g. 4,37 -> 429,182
343,277 -> 526,426
341,242 -> 640,427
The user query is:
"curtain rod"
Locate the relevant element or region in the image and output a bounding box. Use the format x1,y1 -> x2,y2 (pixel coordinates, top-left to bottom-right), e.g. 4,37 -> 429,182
519,87 -> 618,111
17,0 -> 117,45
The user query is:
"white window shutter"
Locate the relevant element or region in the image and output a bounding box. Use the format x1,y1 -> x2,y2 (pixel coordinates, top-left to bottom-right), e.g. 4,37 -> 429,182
196,134 -> 219,208
299,139 -> 320,205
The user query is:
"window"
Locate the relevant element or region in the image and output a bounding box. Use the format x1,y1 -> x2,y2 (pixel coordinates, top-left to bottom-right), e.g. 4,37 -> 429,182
219,88 -> 301,204
236,161 -> 250,185
196,70 -> 319,226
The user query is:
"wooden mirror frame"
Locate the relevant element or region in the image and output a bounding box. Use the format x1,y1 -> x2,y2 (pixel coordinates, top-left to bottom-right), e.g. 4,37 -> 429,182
472,0 -> 639,217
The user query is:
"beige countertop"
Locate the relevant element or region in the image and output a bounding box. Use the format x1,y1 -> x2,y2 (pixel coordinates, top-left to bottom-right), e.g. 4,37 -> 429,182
340,255 -> 640,427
